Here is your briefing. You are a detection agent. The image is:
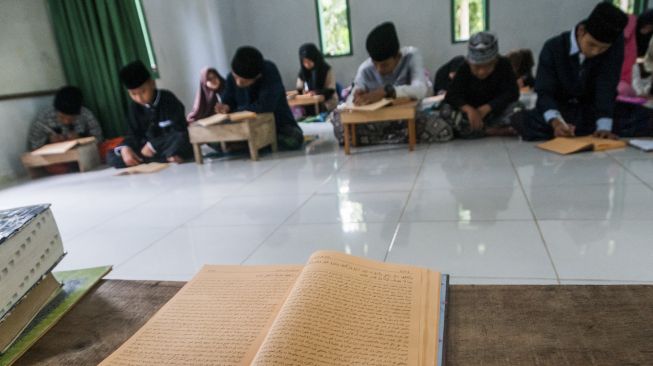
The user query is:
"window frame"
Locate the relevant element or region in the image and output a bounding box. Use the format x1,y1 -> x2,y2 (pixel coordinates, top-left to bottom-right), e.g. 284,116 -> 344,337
450,0 -> 490,44
315,0 -> 354,58
134,0 -> 160,78
608,0 -> 649,14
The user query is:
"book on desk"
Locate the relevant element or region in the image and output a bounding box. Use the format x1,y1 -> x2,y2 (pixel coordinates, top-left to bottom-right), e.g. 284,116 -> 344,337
30,137 -> 97,156
196,111 -> 257,127
101,251 -> 448,366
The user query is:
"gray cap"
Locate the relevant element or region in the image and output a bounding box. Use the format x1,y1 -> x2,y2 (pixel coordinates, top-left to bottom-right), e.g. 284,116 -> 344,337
467,32 -> 498,65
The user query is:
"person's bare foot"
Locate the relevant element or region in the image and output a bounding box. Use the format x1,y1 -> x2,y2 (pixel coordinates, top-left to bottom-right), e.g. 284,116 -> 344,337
485,126 -> 517,137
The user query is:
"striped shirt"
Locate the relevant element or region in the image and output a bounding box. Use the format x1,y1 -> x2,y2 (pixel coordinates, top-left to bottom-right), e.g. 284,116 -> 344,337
28,106 -> 104,150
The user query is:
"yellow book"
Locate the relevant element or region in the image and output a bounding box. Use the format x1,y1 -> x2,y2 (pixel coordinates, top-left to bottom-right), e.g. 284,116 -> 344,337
537,136 -> 627,155
101,251 -> 447,366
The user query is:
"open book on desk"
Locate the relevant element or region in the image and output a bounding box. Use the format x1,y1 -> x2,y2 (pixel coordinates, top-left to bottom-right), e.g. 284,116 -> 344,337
30,137 -> 96,156
100,251 -> 448,366
196,111 -> 257,127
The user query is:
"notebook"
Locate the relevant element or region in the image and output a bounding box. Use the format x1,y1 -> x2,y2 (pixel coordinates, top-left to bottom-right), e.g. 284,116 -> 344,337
537,136 -> 627,155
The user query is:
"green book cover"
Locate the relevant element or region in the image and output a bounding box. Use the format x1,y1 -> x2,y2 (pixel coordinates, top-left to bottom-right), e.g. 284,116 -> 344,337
0,265 -> 111,366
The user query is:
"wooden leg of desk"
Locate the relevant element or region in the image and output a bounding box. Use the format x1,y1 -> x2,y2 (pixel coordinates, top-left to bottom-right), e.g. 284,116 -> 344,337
351,124 -> 357,147
193,143 -> 203,164
248,140 -> 259,161
343,123 -> 351,155
408,118 -> 416,151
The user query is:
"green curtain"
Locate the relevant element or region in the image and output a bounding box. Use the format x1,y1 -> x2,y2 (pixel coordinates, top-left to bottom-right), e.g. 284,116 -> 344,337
47,0 -> 153,138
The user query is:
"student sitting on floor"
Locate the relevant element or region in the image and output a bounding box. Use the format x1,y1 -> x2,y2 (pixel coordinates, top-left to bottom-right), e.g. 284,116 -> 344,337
107,60 -> 193,168
28,86 -> 103,151
330,22 -> 454,144
441,32 -> 520,138
187,67 -> 226,123
216,46 -> 304,150
511,3 -> 628,141
433,55 -> 465,96
296,43 -> 338,114
506,49 -> 535,90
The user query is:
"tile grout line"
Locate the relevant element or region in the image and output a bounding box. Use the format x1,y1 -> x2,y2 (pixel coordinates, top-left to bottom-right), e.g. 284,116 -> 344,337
606,152 -> 653,191
238,153 -> 353,264
108,160 -> 284,272
384,143 -> 431,262
503,139 -> 562,284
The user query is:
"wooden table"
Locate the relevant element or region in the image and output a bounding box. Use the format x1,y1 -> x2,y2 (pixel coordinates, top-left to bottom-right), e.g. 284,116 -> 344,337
340,101 -> 418,154
188,113 -> 277,162
15,281 -> 653,365
287,94 -> 324,115
20,143 -> 100,179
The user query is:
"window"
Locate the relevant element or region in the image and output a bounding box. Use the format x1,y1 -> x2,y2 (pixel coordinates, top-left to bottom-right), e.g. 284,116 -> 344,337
134,0 -> 159,77
315,0 -> 352,57
451,0 -> 489,43
610,0 -> 649,14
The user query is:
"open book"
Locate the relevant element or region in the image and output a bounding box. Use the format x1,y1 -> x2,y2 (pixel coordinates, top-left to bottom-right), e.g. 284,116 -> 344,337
30,137 -> 96,156
343,98 -> 393,112
115,162 -> 169,176
101,251 -> 447,366
196,111 -> 257,127
537,136 -> 627,155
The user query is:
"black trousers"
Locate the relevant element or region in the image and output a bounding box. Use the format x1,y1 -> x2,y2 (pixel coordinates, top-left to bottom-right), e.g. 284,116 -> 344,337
106,130 -> 193,168
512,102 -> 653,141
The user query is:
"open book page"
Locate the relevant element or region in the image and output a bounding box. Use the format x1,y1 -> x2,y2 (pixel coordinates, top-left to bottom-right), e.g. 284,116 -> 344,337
100,265 -> 302,366
115,162 -> 169,175
30,137 -> 97,156
251,251 -> 441,366
575,136 -> 626,151
197,113 -> 230,127
536,138 -> 592,155
343,98 -> 393,112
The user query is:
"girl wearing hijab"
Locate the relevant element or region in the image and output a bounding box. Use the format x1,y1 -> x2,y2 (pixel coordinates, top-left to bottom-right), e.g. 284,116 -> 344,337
296,43 -> 338,114
187,67 -> 226,123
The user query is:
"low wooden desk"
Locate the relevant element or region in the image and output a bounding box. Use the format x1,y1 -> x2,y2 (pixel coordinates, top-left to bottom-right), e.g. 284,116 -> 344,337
14,281 -> 653,366
188,113 -> 277,162
340,100 -> 418,154
287,94 -> 324,115
20,143 -> 100,179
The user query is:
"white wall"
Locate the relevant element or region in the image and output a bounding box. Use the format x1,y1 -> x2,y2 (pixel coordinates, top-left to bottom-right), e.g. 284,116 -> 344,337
0,0 -> 65,96
142,0 -> 235,110
216,0 -> 600,90
0,97 -> 54,183
0,0 -> 64,182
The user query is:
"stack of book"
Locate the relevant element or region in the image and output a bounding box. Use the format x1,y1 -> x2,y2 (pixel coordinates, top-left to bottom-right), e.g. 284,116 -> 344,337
0,204 -> 65,353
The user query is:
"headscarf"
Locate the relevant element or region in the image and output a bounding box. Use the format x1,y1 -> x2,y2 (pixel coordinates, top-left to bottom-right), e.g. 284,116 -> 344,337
187,67 -> 225,122
298,43 -> 331,92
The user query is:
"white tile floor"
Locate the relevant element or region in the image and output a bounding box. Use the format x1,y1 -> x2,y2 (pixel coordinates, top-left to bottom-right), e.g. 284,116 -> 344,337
2,123 -> 653,284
